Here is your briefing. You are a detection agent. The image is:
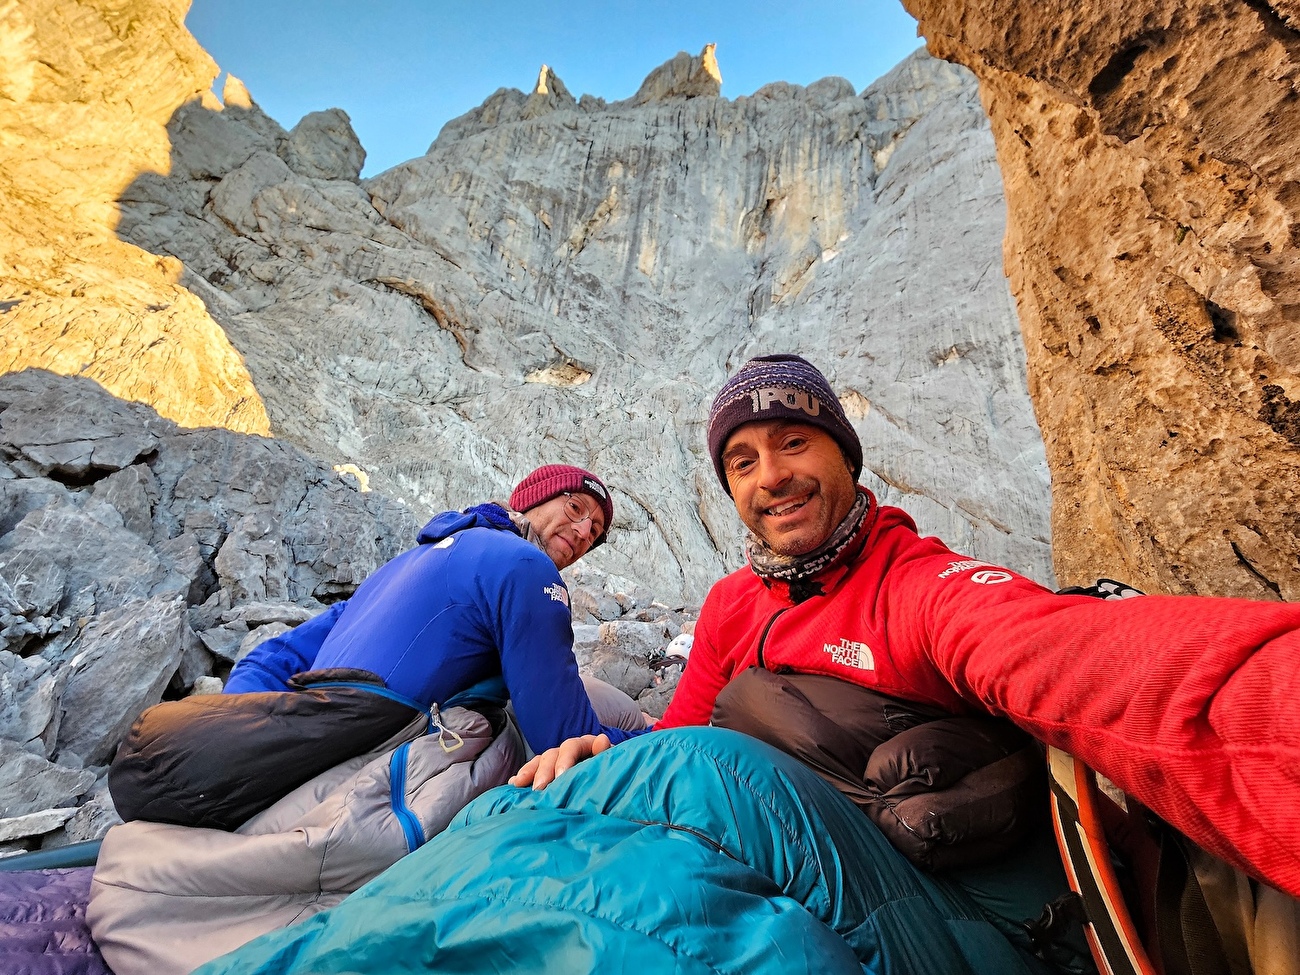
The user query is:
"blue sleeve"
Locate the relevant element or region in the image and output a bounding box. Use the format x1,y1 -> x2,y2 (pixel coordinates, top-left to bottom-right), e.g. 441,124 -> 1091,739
486,551 -> 643,752
223,602 -> 348,693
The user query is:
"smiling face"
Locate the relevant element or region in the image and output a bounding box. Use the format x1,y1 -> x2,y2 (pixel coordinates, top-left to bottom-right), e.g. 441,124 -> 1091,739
721,419 -> 858,557
522,492 -> 606,570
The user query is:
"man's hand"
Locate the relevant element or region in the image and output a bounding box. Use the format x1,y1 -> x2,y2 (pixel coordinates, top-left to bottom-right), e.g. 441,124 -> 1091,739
509,733 -> 612,789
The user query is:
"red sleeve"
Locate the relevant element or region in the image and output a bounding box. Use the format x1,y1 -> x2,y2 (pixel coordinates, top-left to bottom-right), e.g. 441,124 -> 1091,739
653,591 -> 734,730
889,554 -> 1300,897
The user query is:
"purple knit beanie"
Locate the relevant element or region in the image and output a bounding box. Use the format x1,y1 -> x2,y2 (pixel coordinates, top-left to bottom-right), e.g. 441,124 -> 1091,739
509,464 -> 614,548
706,354 -> 862,495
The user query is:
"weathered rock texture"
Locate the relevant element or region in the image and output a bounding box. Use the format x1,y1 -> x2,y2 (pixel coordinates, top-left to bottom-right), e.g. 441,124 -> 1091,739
0,370 -> 690,849
0,368 -> 415,846
2,1 -> 1053,603
0,0 -> 269,434
95,41 -> 1050,603
906,0 -> 1300,599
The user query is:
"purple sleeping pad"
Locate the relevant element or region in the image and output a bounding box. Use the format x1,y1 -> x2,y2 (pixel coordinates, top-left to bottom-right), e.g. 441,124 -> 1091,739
0,868 -> 113,975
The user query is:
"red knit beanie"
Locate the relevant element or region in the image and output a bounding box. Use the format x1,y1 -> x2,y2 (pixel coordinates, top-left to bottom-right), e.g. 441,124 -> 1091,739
509,464 -> 614,548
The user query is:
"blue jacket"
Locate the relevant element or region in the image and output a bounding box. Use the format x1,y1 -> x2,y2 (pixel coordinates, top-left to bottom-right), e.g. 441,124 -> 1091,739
193,727 -> 1056,975
224,506 -> 642,753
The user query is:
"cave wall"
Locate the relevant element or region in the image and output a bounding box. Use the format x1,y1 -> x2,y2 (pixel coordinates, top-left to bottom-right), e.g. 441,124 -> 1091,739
905,0 -> 1300,598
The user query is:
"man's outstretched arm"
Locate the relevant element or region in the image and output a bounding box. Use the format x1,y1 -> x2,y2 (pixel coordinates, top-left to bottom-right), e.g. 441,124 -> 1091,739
906,561 -> 1300,899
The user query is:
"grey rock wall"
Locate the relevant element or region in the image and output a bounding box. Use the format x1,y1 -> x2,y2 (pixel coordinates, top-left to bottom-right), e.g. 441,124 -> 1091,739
0,370 -> 688,851
0,369 -> 417,850
113,46 -> 1052,605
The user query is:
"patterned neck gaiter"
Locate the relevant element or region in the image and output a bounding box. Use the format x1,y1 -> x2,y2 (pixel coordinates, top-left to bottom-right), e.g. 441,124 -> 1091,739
746,489 -> 872,584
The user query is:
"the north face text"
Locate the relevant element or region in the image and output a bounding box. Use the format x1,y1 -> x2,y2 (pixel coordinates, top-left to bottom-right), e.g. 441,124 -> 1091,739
823,638 -> 874,670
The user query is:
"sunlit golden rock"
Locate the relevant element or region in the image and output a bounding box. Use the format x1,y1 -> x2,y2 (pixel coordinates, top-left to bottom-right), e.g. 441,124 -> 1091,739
0,0 -> 269,435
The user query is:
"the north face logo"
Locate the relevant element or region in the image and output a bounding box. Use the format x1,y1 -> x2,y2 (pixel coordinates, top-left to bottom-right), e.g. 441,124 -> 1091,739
544,583 -> 570,607
748,387 -> 822,418
582,478 -> 607,499
937,559 -> 994,580
823,638 -> 874,670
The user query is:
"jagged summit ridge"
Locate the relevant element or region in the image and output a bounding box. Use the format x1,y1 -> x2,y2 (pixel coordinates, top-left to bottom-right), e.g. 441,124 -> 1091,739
428,42 -> 946,157
435,43 -> 790,148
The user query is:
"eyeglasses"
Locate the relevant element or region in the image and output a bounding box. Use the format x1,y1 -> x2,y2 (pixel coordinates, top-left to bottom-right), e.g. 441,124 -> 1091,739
561,493 -> 603,534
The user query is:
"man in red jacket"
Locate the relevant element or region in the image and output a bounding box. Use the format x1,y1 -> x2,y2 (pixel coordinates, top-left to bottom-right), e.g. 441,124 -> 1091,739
514,354 -> 1300,899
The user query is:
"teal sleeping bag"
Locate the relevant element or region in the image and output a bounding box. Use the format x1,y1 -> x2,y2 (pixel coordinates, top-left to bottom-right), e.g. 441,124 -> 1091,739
195,727 -> 1053,974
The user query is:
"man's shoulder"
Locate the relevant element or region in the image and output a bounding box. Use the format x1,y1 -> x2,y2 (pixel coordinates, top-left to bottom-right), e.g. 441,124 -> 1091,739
874,501 -> 923,539
868,503 -> 960,563
864,507 -> 1050,593
443,525 -> 562,590
444,527 -> 546,572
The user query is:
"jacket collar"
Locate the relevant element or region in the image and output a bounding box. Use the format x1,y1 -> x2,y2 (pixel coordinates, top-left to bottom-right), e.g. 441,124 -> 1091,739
416,502 -> 522,545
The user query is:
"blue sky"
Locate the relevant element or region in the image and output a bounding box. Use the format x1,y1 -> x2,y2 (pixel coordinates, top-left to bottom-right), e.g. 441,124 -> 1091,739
185,1 -> 923,177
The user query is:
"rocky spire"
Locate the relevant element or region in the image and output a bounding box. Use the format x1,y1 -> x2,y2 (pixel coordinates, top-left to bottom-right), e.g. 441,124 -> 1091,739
631,43 -> 722,104
522,63 -> 576,119
221,74 -> 255,110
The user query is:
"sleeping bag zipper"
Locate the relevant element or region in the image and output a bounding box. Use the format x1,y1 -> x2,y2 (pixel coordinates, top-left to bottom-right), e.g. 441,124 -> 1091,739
309,680 -> 437,854
388,742 -> 425,854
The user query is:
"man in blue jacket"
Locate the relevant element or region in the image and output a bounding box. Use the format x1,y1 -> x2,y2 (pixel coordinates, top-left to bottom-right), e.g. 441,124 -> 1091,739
224,464 -> 648,754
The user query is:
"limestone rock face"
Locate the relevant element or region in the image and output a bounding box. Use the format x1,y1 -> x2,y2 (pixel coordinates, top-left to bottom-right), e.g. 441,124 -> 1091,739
0,370 -> 693,845
0,0 -> 270,434
283,108 -> 366,181
1,4 -> 1054,603
0,740 -> 96,819
0,368 -> 418,767
905,0 -> 1300,598
98,44 -> 1051,604
56,592 -> 188,766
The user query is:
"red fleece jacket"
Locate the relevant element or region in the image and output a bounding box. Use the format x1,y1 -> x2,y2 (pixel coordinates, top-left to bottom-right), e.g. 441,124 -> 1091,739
658,490 -> 1300,897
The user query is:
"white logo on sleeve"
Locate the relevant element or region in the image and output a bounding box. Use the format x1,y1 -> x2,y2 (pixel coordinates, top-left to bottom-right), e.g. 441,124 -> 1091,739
823,638 -> 875,670
937,559 -> 995,580
544,583 -> 570,607
971,570 -> 1012,585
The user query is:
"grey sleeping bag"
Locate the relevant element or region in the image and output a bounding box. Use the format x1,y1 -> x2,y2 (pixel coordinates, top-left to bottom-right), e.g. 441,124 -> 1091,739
88,704 -> 524,975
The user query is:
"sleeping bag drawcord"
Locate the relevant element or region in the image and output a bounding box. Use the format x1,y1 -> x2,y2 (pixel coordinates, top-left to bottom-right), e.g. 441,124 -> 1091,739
428,704 -> 464,753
